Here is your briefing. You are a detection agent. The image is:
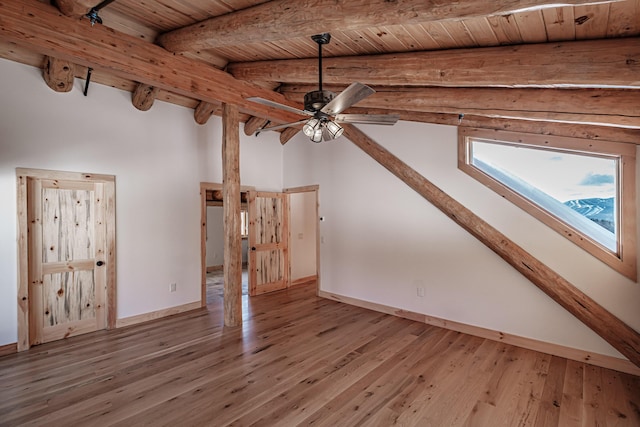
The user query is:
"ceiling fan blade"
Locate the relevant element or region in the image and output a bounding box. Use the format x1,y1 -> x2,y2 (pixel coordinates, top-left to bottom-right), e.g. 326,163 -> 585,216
321,83 -> 375,116
335,113 -> 400,125
255,119 -> 308,133
247,97 -> 311,117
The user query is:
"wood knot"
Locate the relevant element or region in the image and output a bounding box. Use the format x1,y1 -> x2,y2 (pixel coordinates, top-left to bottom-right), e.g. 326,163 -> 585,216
575,15 -> 590,25
57,288 -> 64,296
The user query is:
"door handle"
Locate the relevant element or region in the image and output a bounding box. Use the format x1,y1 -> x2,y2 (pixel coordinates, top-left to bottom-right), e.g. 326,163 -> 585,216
96,261 -> 105,266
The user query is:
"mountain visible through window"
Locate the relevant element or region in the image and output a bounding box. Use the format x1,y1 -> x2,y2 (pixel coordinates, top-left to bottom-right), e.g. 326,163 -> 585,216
470,139 -> 618,251
458,127 -> 636,281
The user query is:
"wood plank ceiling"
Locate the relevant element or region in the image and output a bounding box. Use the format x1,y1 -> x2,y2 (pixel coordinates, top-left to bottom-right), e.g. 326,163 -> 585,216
0,0 -> 638,135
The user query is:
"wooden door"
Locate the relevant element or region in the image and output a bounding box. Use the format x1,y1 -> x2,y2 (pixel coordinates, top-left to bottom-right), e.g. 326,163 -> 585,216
248,191 -> 290,296
28,178 -> 107,345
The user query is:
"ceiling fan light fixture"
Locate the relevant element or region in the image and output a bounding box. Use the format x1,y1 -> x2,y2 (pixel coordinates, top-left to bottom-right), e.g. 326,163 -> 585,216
311,127 -> 323,143
303,117 -> 321,137
325,121 -> 344,139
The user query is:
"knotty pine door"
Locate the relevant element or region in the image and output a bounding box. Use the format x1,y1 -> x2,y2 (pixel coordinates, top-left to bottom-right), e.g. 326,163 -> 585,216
247,191 -> 290,296
27,178 -> 108,345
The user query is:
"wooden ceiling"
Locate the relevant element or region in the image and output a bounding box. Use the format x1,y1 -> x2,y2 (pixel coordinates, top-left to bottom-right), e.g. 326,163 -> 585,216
1,0 -> 639,140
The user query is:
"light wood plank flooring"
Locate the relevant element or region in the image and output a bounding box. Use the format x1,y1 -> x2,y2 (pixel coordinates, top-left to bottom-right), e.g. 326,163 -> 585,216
206,268 -> 248,303
1,285 -> 638,426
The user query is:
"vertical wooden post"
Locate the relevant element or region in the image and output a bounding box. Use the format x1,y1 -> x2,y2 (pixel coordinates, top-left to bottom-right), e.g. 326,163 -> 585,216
222,103 -> 242,327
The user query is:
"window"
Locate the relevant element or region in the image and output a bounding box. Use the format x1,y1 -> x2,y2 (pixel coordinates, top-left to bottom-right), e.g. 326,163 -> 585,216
458,128 -> 636,281
240,209 -> 249,238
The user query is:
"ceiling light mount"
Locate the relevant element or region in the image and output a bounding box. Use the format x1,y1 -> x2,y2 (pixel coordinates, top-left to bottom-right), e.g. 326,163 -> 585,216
310,33 -> 331,45
85,0 -> 118,26
304,90 -> 335,112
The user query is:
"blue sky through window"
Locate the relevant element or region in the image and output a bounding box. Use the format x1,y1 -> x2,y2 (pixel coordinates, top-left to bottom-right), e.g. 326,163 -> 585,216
470,139 -> 618,252
471,140 -> 617,203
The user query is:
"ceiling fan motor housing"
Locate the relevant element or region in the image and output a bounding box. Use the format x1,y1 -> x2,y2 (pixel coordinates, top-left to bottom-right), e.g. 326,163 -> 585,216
304,90 -> 336,112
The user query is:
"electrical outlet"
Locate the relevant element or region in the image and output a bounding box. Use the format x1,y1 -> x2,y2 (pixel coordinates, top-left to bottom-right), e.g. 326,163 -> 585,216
170,283 -> 177,292
414,279 -> 425,297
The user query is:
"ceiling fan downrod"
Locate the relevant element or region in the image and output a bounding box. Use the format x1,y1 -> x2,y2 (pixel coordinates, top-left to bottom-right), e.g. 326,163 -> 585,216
304,33 -> 336,113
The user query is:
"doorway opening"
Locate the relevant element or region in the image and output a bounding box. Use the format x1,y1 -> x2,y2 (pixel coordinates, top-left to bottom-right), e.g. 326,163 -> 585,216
199,183 -> 320,307
285,185 -> 320,294
199,182 -> 254,306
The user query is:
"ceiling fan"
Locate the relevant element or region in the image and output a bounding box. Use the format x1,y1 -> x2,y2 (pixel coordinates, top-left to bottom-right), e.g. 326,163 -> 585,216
247,33 -> 399,143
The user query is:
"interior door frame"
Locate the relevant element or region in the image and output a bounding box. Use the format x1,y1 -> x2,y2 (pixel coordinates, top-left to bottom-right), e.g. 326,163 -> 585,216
16,168 -> 117,352
199,182 -> 255,307
283,185 -> 320,294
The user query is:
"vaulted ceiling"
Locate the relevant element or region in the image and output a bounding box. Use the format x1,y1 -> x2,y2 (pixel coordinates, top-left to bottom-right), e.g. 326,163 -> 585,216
0,0 -> 638,142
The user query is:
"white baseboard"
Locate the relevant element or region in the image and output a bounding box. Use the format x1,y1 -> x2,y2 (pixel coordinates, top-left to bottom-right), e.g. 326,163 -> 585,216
116,301 -> 201,328
318,290 -> 640,376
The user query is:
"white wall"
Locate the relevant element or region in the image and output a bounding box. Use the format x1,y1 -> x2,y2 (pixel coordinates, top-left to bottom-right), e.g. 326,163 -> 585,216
0,58 -> 283,345
206,206 -> 224,267
290,191 -> 317,281
205,206 -> 248,268
283,121 -> 640,359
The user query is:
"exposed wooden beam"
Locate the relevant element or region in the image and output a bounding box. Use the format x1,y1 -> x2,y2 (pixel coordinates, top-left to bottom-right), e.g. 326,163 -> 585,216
344,107 -> 640,145
222,103 -> 242,328
243,116 -> 268,136
229,38 -> 640,89
279,127 -> 300,145
131,83 -> 159,112
53,0 -> 94,17
0,0 -> 303,125
194,101 -> 217,125
158,0 -> 621,53
282,85 -> 640,128
342,123 -> 640,368
43,56 -> 74,93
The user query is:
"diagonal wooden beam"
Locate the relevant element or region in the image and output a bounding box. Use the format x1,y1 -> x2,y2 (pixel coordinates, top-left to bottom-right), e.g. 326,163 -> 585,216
342,123 -> 640,368
0,0 -> 302,125
158,0 -> 622,53
228,38 -> 640,89
280,85 -> 640,128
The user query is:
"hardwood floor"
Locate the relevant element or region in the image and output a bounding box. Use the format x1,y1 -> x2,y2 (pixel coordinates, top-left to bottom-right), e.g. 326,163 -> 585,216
1,285 -> 638,426
206,268 -> 248,303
